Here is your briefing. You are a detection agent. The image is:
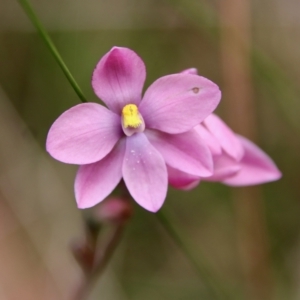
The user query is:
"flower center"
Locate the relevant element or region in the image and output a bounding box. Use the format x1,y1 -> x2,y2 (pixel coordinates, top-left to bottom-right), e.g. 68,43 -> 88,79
121,104 -> 145,136
122,104 -> 142,128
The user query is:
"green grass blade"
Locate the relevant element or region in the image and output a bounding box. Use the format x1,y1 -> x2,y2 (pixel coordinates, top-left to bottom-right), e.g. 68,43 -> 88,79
17,0 -> 87,103
156,209 -> 236,300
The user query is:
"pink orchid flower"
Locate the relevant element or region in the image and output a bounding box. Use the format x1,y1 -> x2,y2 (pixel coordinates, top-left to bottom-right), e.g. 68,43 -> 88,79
46,47 -> 221,212
169,114 -> 282,189
168,69 -> 281,189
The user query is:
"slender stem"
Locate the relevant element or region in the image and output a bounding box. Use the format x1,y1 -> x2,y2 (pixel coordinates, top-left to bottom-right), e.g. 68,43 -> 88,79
73,222 -> 125,300
156,209 -> 232,300
93,223 -> 124,277
17,0 -> 87,103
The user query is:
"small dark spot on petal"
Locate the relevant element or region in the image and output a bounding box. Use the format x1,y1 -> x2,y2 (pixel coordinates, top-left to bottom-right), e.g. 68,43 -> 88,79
192,87 -> 200,94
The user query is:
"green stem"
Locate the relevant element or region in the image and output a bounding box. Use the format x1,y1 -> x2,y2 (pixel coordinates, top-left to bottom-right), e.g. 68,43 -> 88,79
17,0 -> 87,103
156,209 -> 232,300
73,222 -> 125,300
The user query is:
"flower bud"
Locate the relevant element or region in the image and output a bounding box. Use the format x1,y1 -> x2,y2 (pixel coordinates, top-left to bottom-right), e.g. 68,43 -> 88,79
93,197 -> 133,224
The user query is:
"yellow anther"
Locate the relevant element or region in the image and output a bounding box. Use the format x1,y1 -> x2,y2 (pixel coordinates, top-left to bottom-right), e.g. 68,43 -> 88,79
122,104 -> 143,128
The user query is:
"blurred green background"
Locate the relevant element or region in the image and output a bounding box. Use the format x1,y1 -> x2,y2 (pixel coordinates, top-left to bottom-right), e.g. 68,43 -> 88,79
0,0 -> 299,299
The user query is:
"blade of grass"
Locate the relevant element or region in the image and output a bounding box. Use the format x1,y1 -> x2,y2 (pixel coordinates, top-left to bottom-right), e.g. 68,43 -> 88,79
156,209 -> 237,300
17,0 -> 87,103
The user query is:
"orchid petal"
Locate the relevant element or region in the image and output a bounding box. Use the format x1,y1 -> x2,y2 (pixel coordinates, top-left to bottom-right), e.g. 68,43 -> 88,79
194,124 -> 222,156
203,114 -> 244,161
122,133 -> 167,212
75,139 -> 126,209
139,74 -> 221,134
167,165 -> 200,190
180,68 -> 198,75
46,103 -> 121,164
92,47 -> 146,114
146,129 -> 213,177
205,153 -> 241,181
222,135 -> 282,186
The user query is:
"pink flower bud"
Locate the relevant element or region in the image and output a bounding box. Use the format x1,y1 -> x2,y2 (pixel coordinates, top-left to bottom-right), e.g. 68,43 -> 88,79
93,197 -> 133,224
